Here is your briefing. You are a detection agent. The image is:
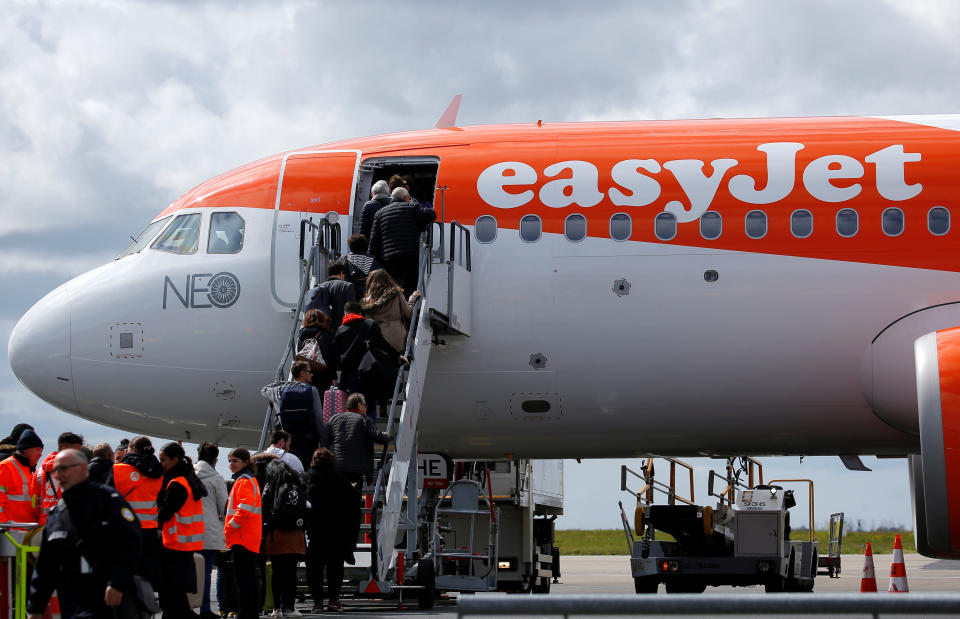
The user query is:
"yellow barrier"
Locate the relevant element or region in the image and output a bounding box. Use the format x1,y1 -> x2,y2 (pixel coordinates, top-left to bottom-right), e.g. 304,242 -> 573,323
2,527 -> 41,619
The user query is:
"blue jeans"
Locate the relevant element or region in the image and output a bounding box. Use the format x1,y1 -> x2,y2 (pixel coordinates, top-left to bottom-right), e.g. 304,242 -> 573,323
201,549 -> 218,613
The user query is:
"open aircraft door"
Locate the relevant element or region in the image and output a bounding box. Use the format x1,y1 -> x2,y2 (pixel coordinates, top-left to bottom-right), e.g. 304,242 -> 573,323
270,150 -> 360,307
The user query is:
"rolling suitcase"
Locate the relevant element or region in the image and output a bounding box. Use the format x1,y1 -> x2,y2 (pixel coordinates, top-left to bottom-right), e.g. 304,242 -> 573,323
322,385 -> 347,423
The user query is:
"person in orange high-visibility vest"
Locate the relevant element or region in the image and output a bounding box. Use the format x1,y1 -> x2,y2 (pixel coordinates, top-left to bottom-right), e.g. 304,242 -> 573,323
36,431 -> 84,526
0,429 -> 43,528
225,448 -> 262,619
157,442 -> 206,619
111,436 -> 165,589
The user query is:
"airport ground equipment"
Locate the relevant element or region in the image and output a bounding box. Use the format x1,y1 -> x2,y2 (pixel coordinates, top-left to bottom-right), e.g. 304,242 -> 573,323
818,512 -> 844,577
619,457 -> 840,593
441,459 -> 563,593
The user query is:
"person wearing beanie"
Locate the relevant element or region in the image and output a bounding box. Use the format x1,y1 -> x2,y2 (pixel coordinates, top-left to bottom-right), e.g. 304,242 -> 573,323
0,428 -> 43,528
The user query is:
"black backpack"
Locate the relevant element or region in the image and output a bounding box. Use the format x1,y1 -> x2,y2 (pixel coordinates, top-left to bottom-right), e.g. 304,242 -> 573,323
276,382 -> 317,439
344,259 -> 366,292
269,478 -> 308,530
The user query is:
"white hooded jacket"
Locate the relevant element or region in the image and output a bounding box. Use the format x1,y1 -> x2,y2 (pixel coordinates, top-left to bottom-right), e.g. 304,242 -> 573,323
194,459 -> 228,551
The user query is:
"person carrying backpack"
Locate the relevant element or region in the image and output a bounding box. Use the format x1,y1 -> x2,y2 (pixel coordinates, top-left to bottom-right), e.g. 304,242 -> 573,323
260,361 -> 325,468
303,262 -> 356,329
334,302 -> 403,420
261,459 -> 307,618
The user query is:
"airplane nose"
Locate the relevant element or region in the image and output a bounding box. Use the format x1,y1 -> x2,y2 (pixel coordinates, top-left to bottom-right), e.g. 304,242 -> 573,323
8,282 -> 77,414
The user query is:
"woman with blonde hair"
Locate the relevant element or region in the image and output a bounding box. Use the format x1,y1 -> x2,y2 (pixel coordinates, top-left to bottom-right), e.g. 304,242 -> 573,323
361,269 -> 421,352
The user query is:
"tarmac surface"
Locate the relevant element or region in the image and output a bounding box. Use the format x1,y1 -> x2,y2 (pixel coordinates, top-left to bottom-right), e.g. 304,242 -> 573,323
280,553 -> 960,616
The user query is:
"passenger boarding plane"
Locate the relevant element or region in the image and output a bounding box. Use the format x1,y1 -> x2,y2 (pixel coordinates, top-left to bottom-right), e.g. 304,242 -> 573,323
8,111 -> 960,558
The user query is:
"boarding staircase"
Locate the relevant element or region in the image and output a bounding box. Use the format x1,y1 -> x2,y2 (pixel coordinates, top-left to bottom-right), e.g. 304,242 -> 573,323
260,213 -> 473,599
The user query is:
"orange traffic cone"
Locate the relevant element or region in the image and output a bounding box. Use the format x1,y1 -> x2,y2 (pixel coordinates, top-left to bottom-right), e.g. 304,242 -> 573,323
41,590 -> 60,619
888,534 -> 909,592
860,542 -> 877,592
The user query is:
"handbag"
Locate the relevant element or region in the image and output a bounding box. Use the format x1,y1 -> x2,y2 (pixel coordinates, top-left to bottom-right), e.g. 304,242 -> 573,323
296,338 -> 327,373
358,347 -> 399,400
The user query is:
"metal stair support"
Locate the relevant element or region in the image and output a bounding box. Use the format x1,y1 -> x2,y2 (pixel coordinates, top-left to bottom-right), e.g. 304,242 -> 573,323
369,221 -> 472,585
370,239 -> 434,584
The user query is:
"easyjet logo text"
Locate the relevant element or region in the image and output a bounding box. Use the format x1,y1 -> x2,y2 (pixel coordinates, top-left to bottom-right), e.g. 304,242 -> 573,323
476,143 -> 921,222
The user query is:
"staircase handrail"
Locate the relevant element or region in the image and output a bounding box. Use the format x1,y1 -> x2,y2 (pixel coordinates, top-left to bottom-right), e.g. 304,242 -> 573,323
372,235 -> 433,494
257,217 -> 339,451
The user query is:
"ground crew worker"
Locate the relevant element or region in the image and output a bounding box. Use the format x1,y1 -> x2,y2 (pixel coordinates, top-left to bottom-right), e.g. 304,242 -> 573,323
112,436 -> 164,588
27,449 -> 142,619
225,448 -> 262,619
157,442 -> 206,619
36,431 -> 83,525
0,429 -> 43,528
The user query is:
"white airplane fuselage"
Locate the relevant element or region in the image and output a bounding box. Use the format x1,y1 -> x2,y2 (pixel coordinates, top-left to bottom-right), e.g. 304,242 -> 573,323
11,115 -> 958,459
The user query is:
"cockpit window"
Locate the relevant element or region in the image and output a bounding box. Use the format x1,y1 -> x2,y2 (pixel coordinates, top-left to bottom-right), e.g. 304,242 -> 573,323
117,216 -> 172,258
208,212 -> 245,254
151,213 -> 201,254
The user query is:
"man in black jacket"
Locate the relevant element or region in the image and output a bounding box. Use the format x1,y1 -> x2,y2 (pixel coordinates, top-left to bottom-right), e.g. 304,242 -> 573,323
367,187 -> 436,297
304,261 -> 357,328
28,449 -> 142,619
324,394 -> 391,486
358,179 -> 392,240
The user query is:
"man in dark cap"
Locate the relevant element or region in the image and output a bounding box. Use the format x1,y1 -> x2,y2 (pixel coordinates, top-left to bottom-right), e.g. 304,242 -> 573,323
0,429 -> 43,528
0,423 -> 34,460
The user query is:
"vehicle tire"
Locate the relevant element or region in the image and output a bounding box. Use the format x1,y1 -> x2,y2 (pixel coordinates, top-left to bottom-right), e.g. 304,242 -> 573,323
665,580 -> 707,594
416,559 -> 435,610
634,576 -> 659,594
532,576 -> 551,594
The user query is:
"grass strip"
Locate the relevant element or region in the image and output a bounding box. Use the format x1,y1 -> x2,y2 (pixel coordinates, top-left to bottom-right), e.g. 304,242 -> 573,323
556,529 -> 917,556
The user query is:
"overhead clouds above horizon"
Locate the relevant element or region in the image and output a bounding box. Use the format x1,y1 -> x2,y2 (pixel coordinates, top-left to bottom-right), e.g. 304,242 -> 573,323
2,0 -> 956,527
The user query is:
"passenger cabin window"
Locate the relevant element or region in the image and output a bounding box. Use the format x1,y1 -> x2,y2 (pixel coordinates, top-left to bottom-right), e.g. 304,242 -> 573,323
475,215 -> 497,243
791,209 -> 813,238
565,214 -> 587,242
118,215 -> 171,258
700,211 -> 722,240
836,208 -> 858,237
520,215 -> 541,242
208,212 -> 245,254
745,210 -> 767,239
610,213 -> 631,241
152,213 -> 201,254
929,207 -> 950,235
882,208 -> 904,237
655,212 -> 677,241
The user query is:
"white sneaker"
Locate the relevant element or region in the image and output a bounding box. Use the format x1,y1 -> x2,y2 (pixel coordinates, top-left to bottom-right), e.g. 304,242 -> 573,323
269,610 -> 283,618
284,611 -> 302,618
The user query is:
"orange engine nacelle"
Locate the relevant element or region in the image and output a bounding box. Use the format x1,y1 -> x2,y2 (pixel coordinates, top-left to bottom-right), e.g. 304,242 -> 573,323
912,327 -> 960,558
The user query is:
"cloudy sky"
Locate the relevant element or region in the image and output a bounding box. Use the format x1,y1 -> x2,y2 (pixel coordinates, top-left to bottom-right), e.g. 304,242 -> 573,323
4,0 -> 959,530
